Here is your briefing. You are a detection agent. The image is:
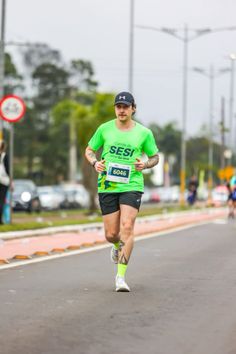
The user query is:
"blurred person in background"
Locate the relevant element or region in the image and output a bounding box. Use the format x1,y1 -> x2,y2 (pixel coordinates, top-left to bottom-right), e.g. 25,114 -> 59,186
0,140 -> 10,224
85,92 -> 159,292
187,174 -> 198,206
228,172 -> 236,219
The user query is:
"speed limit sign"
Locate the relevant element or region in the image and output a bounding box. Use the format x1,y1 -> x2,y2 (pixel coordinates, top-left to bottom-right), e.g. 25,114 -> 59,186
0,95 -> 26,122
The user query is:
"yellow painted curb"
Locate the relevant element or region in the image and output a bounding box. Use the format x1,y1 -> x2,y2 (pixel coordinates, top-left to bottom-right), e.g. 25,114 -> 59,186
81,242 -> 94,248
67,245 -> 81,250
13,255 -> 32,260
0,259 -> 9,264
94,240 -> 106,245
51,248 -> 65,253
34,251 -> 50,256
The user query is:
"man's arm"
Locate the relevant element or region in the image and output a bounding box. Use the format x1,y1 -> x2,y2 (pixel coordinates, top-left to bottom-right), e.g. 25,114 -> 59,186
85,146 -> 106,173
144,153 -> 159,169
85,146 -> 97,166
134,153 -> 159,171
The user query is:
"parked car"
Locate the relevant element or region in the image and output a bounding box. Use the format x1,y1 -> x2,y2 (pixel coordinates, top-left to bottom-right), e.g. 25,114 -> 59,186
59,183 -> 90,209
212,185 -> 228,206
38,186 -> 63,210
12,179 -> 41,212
157,186 -> 180,203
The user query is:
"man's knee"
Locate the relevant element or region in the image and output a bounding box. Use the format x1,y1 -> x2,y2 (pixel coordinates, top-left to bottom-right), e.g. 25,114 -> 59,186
121,219 -> 134,236
105,231 -> 119,243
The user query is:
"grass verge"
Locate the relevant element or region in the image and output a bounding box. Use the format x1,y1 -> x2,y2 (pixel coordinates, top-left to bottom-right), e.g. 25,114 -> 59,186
0,204 -> 207,233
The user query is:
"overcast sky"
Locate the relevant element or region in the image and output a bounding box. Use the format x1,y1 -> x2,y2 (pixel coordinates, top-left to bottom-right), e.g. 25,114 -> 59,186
4,0 -> 236,141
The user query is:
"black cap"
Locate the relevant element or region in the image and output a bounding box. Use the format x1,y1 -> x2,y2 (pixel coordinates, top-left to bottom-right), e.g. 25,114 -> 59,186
114,92 -> 135,106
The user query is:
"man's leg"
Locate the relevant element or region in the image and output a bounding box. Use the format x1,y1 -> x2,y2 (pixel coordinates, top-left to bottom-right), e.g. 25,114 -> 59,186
102,210 -> 121,263
119,204 -> 138,264
102,210 -> 120,244
115,204 -> 138,291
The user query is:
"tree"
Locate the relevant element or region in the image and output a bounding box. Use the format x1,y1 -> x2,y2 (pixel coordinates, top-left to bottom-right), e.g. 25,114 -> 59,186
52,92 -> 115,211
149,121 -> 181,183
4,52 -> 23,95
69,59 -> 98,92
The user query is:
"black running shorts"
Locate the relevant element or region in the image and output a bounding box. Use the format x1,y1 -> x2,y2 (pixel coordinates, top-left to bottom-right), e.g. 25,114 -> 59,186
98,191 -> 143,215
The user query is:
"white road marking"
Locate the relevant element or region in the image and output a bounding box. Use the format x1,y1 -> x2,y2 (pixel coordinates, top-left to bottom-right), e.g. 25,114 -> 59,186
212,219 -> 228,224
0,219 -> 223,270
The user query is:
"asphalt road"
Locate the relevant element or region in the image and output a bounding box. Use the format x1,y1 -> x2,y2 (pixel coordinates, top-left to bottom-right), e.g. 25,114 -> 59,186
1,219 -> 236,354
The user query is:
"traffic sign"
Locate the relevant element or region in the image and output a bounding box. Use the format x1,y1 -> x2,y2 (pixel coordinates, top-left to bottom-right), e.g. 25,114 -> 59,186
217,169 -> 225,180
0,95 -> 26,122
225,166 -> 234,180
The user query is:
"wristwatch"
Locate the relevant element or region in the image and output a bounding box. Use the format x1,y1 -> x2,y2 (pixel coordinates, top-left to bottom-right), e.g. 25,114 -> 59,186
92,160 -> 97,168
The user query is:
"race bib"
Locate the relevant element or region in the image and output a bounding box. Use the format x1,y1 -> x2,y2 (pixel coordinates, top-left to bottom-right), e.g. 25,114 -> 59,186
106,162 -> 131,183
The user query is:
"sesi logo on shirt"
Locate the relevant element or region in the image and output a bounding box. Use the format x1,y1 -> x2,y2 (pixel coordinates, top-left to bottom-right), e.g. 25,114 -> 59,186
109,145 -> 135,157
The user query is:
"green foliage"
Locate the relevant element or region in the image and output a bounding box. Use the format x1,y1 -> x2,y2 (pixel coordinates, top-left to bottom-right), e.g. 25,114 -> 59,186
186,137 -> 209,176
32,63 -> 70,111
150,121 -> 181,156
149,121 -> 181,183
70,59 -> 98,91
51,92 -> 115,210
4,52 -> 23,94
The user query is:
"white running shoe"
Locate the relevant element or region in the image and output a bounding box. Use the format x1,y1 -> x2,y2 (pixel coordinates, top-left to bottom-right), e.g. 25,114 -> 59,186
115,275 -> 130,292
110,245 -> 119,264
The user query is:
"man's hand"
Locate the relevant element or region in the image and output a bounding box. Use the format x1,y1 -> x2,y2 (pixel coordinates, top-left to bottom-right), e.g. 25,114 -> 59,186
134,158 -> 146,171
94,159 -> 106,173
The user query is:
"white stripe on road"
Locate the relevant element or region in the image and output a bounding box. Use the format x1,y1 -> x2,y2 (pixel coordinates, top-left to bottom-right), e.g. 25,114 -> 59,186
0,219 -> 225,270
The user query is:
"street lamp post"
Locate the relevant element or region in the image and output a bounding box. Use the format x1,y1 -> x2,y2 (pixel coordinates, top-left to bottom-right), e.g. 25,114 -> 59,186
136,24 -> 236,203
229,53 -> 236,157
129,0 -> 135,92
181,24 -> 188,204
193,65 -> 230,197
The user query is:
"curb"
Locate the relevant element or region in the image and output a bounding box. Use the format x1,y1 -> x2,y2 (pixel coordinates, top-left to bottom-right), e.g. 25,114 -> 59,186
0,207 -> 226,241
0,208 -> 227,266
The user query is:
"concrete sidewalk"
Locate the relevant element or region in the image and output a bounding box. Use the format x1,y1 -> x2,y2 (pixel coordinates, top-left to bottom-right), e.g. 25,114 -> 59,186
0,208 -> 227,264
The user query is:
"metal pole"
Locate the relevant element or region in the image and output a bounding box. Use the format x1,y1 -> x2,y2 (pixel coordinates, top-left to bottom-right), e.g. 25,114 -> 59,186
0,0 -> 6,140
208,65 -> 214,196
221,96 -> 225,171
9,123 -> 13,223
180,24 -> 188,204
128,0 -> 134,92
229,54 -> 235,160
69,114 -> 77,183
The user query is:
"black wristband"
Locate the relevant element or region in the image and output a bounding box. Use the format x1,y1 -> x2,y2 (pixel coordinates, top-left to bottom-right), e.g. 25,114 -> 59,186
92,160 -> 97,168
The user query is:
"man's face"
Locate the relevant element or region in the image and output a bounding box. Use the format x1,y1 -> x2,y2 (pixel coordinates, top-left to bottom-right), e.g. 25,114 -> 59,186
115,104 -> 135,122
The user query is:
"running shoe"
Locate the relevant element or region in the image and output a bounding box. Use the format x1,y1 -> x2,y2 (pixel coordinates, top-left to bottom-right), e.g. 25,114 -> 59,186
115,275 -> 130,292
110,245 -> 119,264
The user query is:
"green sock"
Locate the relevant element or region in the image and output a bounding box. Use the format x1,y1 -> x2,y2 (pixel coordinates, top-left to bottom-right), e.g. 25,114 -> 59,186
113,242 -> 120,250
117,264 -> 127,278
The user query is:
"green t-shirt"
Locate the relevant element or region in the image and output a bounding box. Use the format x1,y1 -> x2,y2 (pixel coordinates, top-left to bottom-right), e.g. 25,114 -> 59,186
88,119 -> 159,193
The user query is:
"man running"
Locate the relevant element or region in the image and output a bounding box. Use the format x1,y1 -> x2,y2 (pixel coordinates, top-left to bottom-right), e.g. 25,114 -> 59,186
85,92 -> 159,292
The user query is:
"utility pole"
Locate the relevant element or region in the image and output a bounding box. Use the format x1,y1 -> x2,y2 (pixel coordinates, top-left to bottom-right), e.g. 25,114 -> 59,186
180,24 -> 188,204
229,54 -> 236,162
129,0 -> 134,92
0,0 -> 6,140
220,96 -> 226,171
192,65 -> 230,197
208,65 -> 214,193
69,113 -> 77,183
69,89 -> 77,183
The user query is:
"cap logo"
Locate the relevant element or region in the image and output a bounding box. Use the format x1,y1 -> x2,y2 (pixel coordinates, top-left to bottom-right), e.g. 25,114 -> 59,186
119,95 -> 126,100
